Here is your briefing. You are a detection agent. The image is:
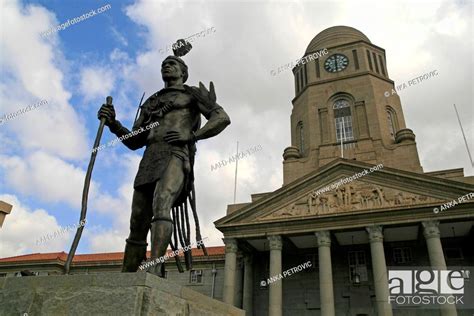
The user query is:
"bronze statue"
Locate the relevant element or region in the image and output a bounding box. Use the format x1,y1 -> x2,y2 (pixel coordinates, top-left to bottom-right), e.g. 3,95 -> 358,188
97,41 -> 230,276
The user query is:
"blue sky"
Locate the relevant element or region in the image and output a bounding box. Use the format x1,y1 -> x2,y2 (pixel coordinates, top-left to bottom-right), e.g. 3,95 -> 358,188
0,0 -> 472,258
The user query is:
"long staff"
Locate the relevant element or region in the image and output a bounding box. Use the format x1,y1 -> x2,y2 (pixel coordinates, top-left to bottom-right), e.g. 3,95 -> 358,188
64,96 -> 112,274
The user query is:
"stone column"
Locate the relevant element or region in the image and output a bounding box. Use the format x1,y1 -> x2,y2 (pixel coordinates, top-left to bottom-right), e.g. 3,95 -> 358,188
268,235 -> 283,316
223,238 -> 238,305
366,225 -> 393,316
422,220 -> 448,268
422,221 -> 457,316
315,231 -> 335,316
243,255 -> 253,315
235,259 -> 244,308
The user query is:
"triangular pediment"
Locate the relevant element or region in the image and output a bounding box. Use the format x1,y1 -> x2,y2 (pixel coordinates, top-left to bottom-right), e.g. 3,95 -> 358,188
257,179 -> 443,221
215,159 -> 474,228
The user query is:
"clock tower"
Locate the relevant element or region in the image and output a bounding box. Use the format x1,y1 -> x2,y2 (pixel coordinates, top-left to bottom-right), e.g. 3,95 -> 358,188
283,26 -> 423,184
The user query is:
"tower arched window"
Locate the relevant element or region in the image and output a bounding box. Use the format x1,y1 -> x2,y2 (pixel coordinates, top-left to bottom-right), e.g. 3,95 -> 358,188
297,121 -> 304,155
333,99 -> 354,142
386,107 -> 398,140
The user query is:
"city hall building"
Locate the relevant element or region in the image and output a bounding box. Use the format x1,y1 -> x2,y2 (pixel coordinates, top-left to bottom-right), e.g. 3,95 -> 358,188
1,26 -> 473,316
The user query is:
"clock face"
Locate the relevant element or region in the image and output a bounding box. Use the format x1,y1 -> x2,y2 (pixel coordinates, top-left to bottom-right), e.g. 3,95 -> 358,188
324,54 -> 349,73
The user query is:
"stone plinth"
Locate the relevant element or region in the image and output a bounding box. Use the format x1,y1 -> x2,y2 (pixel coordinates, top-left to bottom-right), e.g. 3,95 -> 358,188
0,272 -> 244,316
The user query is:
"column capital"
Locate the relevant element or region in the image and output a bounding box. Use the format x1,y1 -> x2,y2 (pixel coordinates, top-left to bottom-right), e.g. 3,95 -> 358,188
315,230 -> 331,247
267,235 -> 282,250
422,220 -> 440,239
223,237 -> 239,253
366,225 -> 384,243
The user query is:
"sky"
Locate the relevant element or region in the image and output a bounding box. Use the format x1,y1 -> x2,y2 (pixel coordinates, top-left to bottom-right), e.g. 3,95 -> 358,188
0,0 -> 472,258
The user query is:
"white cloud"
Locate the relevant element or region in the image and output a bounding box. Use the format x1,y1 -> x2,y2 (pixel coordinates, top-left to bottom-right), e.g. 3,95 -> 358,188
0,0 -> 88,160
79,67 -> 116,102
110,48 -> 131,63
1,0 -> 472,258
117,0 -> 473,251
0,152 -> 86,207
0,150 -> 142,256
88,228 -> 125,253
0,151 -> 131,215
0,194 -> 68,258
110,26 -> 128,46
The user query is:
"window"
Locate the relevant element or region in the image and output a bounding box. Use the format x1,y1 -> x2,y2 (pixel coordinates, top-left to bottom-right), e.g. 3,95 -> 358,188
393,247 -> 413,264
304,253 -> 318,270
386,107 -> 398,140
335,116 -> 354,142
387,111 -> 395,139
299,69 -> 304,90
315,59 -> 321,78
303,64 -> 308,86
296,72 -> 300,93
190,270 -> 203,284
372,52 -> 380,73
297,121 -> 304,155
348,251 -> 366,266
378,55 -> 386,76
445,248 -> 463,260
352,49 -> 359,70
348,251 -> 368,282
15,271 -> 38,277
334,100 -> 354,143
366,50 -> 373,71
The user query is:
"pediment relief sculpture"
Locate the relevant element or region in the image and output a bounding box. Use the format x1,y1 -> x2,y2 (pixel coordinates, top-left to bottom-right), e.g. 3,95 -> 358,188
260,181 -> 443,220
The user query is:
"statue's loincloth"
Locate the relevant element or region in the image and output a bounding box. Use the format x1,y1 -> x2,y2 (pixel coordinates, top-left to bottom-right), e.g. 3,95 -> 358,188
134,140 -> 191,190
134,138 -> 204,272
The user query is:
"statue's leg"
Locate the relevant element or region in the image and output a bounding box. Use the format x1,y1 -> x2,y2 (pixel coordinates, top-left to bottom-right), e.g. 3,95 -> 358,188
122,186 -> 153,272
148,156 -> 185,276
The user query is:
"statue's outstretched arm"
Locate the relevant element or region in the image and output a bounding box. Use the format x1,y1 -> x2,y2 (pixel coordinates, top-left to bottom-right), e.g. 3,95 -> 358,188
106,102 -> 150,150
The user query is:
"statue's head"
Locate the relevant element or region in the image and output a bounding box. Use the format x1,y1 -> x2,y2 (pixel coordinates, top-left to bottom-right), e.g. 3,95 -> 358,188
161,56 -> 188,83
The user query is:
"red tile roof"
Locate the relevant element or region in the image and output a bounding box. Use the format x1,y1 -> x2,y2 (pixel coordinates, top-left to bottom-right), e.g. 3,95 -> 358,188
0,246 -> 225,264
